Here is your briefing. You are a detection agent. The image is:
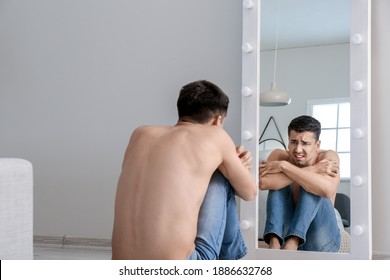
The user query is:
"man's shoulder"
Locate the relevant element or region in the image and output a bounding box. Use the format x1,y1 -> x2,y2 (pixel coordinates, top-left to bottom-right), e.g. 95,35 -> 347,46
204,125 -> 231,140
318,149 -> 339,160
130,125 -> 170,139
270,148 -> 289,157
319,149 -> 338,156
182,124 -> 226,134
267,149 -> 289,161
134,124 -> 226,137
134,125 -> 169,132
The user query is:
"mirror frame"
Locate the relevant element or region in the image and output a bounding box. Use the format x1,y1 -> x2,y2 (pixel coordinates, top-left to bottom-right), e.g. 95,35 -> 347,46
240,0 -> 371,259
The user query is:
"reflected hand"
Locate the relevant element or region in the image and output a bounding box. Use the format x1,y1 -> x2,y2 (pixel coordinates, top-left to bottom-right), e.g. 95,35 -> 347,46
314,159 -> 339,177
259,160 -> 283,177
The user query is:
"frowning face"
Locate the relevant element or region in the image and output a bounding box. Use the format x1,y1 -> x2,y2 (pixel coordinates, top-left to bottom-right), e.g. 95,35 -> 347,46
288,130 -> 320,167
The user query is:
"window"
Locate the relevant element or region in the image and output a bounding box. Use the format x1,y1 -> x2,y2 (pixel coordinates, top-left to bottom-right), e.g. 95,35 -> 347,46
307,98 -> 350,180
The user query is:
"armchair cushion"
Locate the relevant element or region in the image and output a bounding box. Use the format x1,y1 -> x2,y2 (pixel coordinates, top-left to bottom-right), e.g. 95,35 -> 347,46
0,158 -> 33,260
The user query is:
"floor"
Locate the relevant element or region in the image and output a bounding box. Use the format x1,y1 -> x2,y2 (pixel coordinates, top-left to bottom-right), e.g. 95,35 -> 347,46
34,245 -> 390,260
33,237 -> 389,260
34,244 -> 112,260
33,236 -> 112,260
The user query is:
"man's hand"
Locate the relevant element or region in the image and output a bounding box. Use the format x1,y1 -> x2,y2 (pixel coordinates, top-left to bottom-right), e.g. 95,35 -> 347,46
259,160 -> 284,177
236,144 -> 252,171
312,159 -> 339,177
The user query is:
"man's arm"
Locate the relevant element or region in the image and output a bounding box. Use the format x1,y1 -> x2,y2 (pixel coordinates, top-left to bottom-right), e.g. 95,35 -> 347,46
216,130 -> 257,201
283,150 -> 340,198
259,149 -> 340,199
259,149 -> 293,191
236,144 -> 252,170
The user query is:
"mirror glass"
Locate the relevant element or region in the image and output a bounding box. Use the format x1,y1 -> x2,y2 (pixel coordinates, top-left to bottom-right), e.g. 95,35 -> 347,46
240,0 -> 371,259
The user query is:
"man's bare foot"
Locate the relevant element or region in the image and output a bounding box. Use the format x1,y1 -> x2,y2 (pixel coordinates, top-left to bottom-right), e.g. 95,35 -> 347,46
268,235 -> 281,249
282,236 -> 300,250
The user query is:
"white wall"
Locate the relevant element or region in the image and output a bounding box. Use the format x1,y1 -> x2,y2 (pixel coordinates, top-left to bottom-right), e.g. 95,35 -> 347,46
0,0 -> 242,238
371,0 -> 390,257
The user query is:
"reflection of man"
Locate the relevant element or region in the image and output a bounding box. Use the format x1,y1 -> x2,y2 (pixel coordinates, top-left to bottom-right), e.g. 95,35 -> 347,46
259,115 -> 341,251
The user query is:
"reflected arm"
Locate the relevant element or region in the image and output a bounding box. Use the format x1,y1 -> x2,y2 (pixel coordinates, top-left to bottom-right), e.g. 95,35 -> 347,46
259,149 -> 340,199
259,149 -> 292,190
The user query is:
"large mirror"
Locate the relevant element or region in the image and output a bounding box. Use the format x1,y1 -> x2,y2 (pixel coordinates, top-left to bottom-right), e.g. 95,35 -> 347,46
240,0 -> 371,259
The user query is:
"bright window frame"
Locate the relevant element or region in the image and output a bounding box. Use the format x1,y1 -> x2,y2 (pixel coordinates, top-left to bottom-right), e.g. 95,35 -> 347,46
307,98 -> 351,180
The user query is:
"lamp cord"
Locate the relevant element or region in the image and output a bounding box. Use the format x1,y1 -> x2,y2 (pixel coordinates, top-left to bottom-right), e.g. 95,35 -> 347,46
273,0 -> 281,83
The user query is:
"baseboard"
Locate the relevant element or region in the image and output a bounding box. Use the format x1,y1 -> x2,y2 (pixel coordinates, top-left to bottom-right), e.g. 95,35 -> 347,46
372,251 -> 390,260
34,235 -> 111,250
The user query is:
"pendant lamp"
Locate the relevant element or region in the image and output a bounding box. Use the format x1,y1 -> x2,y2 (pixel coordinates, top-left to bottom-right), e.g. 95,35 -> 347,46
260,0 -> 291,107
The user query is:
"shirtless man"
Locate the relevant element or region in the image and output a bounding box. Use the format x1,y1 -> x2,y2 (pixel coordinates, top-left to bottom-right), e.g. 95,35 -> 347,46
259,115 -> 341,251
111,80 -> 257,260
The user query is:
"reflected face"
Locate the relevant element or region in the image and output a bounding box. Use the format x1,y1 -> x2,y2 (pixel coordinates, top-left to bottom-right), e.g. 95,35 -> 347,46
288,130 -> 320,167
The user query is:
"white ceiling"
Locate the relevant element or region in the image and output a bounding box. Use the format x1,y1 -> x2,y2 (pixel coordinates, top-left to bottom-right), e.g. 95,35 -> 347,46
260,0 -> 350,50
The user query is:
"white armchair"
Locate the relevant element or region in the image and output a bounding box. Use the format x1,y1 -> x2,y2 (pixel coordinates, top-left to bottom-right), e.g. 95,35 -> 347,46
0,158 -> 33,260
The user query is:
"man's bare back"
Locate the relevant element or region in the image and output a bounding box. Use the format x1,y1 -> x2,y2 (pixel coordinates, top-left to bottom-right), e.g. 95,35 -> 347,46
111,122 -> 256,259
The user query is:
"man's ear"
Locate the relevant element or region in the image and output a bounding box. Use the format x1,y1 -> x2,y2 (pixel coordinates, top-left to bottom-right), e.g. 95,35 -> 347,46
208,115 -> 224,126
213,115 -> 224,126
316,140 -> 321,150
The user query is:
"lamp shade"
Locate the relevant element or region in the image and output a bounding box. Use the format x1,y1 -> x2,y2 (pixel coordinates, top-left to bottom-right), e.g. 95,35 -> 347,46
260,82 -> 291,106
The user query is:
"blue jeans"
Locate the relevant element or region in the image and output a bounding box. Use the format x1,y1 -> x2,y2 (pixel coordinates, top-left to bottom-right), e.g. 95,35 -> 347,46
187,170 -> 247,260
263,186 -> 340,252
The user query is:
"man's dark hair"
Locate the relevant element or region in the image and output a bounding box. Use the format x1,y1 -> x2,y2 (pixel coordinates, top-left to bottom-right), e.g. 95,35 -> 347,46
177,80 -> 229,124
288,115 -> 321,141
